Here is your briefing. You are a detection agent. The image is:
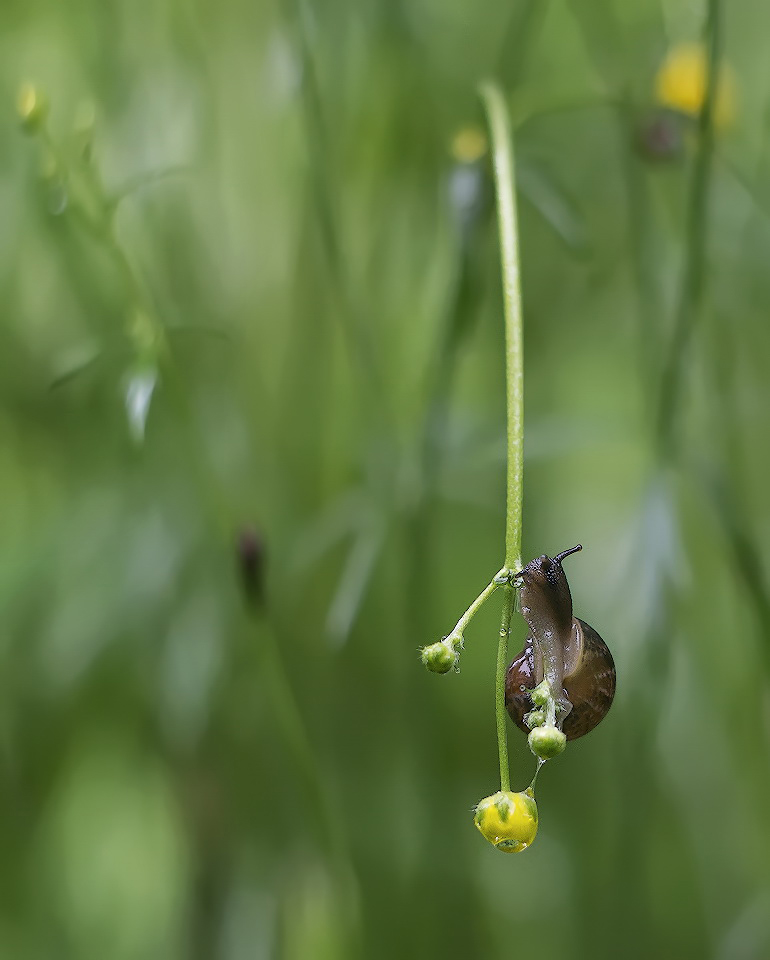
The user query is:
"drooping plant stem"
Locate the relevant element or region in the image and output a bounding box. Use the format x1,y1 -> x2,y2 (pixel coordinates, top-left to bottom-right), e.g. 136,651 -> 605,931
479,82 -> 524,576
447,569 -> 507,639
495,586 -> 515,791
479,80 -> 525,791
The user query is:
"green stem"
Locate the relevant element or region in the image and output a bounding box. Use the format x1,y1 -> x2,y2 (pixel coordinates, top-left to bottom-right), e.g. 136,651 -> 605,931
38,119 -> 231,534
257,616 -> 349,870
619,97 -> 664,395
496,586 -> 514,791
39,125 -> 161,336
655,0 -> 720,460
280,0 -> 387,436
480,81 -> 525,792
479,82 -> 524,574
448,569 -> 507,640
496,0 -> 550,94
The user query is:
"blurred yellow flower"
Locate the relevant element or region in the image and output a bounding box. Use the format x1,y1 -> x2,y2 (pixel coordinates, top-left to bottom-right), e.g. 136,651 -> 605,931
17,83 -> 48,133
654,43 -> 736,129
474,789 -> 538,853
450,126 -> 488,165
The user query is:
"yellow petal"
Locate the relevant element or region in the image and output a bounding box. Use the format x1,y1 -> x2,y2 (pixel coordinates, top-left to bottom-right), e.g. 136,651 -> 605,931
655,43 -> 736,129
474,790 -> 538,853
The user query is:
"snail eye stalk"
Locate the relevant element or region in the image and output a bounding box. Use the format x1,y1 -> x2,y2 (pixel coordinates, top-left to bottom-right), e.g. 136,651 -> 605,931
553,544 -> 583,565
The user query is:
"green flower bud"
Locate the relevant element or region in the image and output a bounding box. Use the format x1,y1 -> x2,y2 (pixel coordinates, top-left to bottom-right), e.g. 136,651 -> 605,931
524,709 -> 545,729
420,639 -> 458,674
528,725 -> 566,760
474,790 -> 538,853
530,679 -> 552,707
17,84 -> 48,134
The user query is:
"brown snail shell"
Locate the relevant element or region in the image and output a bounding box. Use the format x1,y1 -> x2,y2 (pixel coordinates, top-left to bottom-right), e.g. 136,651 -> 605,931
504,545 -> 616,741
505,618 -> 616,740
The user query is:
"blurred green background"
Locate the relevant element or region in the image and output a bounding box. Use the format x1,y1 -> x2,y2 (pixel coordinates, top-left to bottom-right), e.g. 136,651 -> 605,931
3,0 -> 770,957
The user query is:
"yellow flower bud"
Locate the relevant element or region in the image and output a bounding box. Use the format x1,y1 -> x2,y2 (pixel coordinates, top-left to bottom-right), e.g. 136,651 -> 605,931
17,83 -> 48,134
450,126 -> 488,165
654,44 -> 736,129
474,790 -> 538,853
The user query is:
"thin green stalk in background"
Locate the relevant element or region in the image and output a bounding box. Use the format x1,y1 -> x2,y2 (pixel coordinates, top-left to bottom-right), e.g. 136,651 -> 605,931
496,0 -> 549,90
256,616 -> 350,872
704,150 -> 770,674
602,3 -> 722,952
280,0 -> 388,436
620,99 -> 665,396
479,80 -> 525,792
656,0 -> 721,461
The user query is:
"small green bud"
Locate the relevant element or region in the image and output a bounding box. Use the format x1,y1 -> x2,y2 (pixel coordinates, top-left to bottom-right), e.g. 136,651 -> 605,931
17,83 -> 48,134
420,639 -> 458,674
530,680 -> 551,707
524,709 -> 545,729
528,725 -> 566,760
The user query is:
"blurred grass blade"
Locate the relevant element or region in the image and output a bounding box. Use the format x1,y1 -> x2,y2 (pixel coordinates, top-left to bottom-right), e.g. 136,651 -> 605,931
292,489 -> 369,573
111,165 -> 192,207
50,343 -> 104,390
325,525 -> 384,647
518,161 -> 590,255
125,367 -> 158,443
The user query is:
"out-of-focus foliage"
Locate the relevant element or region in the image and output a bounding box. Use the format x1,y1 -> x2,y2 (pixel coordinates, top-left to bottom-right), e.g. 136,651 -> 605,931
2,0 -> 770,958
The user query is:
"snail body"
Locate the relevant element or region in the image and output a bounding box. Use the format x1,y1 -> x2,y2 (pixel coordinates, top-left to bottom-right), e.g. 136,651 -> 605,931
505,545 -> 616,741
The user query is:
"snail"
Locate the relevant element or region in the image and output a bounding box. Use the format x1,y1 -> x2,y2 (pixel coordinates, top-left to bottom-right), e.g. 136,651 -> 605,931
505,545 -> 616,741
